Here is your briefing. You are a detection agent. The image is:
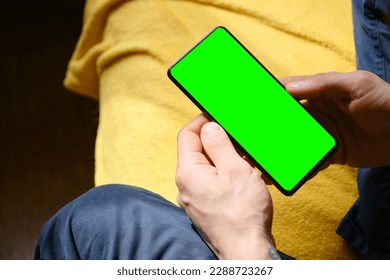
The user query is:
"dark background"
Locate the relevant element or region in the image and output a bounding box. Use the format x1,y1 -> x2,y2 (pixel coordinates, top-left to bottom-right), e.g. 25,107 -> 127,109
0,0 -> 98,259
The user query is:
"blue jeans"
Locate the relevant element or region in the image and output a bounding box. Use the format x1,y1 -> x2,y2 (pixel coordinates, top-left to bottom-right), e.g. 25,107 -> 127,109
34,185 -> 293,260
336,0 -> 390,259
35,185 -> 216,259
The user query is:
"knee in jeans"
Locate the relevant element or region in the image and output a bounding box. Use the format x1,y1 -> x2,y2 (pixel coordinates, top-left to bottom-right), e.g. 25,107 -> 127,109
53,185 -> 148,232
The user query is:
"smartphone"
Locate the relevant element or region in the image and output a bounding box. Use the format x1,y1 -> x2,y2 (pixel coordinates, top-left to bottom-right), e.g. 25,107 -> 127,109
168,26 -> 337,196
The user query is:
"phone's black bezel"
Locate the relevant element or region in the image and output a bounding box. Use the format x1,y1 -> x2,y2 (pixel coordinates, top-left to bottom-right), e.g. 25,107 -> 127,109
167,26 -> 338,196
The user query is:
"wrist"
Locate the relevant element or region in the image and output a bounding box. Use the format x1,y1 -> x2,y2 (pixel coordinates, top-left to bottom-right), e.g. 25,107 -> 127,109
213,229 -> 279,260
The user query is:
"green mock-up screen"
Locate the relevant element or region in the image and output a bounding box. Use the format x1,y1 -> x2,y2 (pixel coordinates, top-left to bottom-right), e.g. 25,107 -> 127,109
168,27 -> 337,195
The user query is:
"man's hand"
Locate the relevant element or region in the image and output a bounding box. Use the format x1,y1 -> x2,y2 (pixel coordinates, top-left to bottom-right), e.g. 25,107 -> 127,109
176,114 -> 276,260
281,71 -> 390,168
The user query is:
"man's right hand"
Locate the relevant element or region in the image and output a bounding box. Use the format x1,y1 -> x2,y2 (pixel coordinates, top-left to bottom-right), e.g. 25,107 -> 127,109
281,71 -> 390,168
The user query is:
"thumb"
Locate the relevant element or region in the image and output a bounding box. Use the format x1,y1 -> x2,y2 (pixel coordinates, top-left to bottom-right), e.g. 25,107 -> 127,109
200,122 -> 242,168
284,72 -> 352,100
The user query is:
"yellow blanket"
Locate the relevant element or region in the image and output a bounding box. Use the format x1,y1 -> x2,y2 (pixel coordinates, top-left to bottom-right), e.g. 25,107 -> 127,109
64,0 -> 358,259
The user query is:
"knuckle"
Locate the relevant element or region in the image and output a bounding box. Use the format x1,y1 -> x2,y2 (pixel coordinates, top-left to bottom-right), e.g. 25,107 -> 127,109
207,141 -> 228,155
349,70 -> 378,92
177,190 -> 191,209
175,167 -> 187,188
177,127 -> 185,141
176,193 -> 184,208
310,72 -> 330,92
352,70 -> 375,84
312,72 -> 333,81
312,71 -> 339,89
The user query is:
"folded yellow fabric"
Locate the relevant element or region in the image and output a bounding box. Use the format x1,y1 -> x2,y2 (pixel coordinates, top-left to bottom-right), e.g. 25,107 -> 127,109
64,0 -> 358,259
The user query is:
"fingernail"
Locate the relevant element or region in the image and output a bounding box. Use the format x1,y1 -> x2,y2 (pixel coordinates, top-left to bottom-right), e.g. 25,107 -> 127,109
286,80 -> 306,89
201,122 -> 222,137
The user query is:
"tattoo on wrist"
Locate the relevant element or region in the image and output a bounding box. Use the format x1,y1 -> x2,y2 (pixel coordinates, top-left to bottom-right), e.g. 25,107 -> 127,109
269,247 -> 281,260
